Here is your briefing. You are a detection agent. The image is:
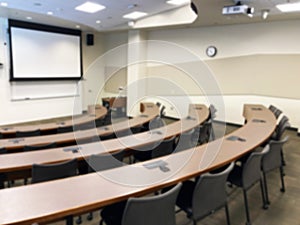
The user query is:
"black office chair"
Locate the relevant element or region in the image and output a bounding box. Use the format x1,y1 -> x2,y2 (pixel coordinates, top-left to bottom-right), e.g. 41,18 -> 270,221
176,163 -> 234,225
16,129 -> 41,138
31,158 -> 77,184
139,115 -> 164,133
99,132 -> 116,141
0,133 -> 3,139
209,104 -> 217,120
272,118 -> 290,141
175,129 -> 197,152
22,142 -> 57,184
149,116 -> 165,130
268,105 -> 282,119
57,126 -> 73,133
100,183 -> 182,225
0,148 -> 7,189
133,136 -> 176,162
196,119 -> 214,145
101,109 -> 113,126
76,150 -> 126,224
31,158 -> 77,225
261,136 -> 289,208
227,146 -> 269,225
88,150 -> 125,172
23,142 -> 57,151
208,105 -> 217,140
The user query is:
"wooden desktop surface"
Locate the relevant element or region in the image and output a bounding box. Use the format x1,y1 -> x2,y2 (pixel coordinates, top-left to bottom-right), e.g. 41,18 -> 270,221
0,104 -> 276,225
0,102 -> 159,151
0,104 -> 208,173
0,105 -> 107,136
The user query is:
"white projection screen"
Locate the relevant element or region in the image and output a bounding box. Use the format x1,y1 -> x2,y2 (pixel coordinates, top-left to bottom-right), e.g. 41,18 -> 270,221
9,20 -> 82,81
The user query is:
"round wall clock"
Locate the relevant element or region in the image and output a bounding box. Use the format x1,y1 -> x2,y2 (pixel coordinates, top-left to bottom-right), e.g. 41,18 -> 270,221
206,46 -> 217,57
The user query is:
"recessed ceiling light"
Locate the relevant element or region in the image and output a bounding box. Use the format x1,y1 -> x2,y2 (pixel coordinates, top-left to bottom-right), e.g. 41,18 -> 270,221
96,20 -> 101,24
26,16 -> 32,20
0,2 -> 8,7
47,11 -> 53,15
75,1 -> 106,13
123,11 -> 148,20
76,25 -> 81,29
276,2 -> 300,12
166,0 -> 189,6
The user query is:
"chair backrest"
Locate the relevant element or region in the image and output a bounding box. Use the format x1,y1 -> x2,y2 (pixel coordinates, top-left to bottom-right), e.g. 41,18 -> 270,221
274,109 -> 283,119
262,136 -> 289,173
160,105 -> 166,117
268,105 -> 277,113
175,128 -> 196,152
209,105 -> 217,120
192,163 -> 234,220
121,183 -> 182,225
99,132 -> 116,141
24,142 -> 57,152
88,150 -> 125,172
0,148 -> 6,154
269,105 -> 282,119
151,136 -> 176,159
275,121 -> 290,141
57,126 -> 73,134
31,158 -> 77,184
101,109 -> 113,126
149,116 -> 165,130
277,115 -> 289,129
16,129 -> 41,138
197,120 -> 212,144
242,147 -> 269,189
0,133 -> 3,139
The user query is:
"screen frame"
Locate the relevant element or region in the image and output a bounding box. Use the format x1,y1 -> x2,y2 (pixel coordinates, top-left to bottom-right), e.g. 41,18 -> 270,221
8,19 -> 83,82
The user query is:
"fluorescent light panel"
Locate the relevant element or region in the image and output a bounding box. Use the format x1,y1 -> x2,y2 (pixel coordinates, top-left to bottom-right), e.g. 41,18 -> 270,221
0,2 -> 8,7
123,11 -> 148,19
75,1 -> 105,13
276,2 -> 300,12
166,0 -> 189,6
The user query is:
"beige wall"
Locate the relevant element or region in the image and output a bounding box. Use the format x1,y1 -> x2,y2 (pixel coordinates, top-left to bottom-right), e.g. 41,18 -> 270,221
103,31 -> 128,93
146,20 -> 300,99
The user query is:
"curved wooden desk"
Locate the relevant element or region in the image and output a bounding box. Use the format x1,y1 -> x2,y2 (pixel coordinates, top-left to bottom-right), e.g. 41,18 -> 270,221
0,103 -> 159,152
0,104 -> 208,174
0,105 -> 107,137
0,104 -> 276,225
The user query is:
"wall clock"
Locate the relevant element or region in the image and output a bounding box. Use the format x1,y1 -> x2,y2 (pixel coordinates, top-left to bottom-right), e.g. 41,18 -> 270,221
206,46 -> 217,57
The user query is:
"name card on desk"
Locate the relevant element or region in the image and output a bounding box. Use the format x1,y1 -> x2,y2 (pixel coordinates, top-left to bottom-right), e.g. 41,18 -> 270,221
9,138 -> 24,143
252,119 -> 266,123
63,146 -> 82,153
186,116 -> 196,121
226,136 -> 246,142
143,160 -> 170,172
251,107 -> 263,111
2,127 -> 13,131
149,130 -> 163,135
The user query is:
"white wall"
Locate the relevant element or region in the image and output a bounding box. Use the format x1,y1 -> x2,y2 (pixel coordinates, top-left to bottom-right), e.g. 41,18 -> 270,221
81,32 -> 106,109
0,18 -> 82,125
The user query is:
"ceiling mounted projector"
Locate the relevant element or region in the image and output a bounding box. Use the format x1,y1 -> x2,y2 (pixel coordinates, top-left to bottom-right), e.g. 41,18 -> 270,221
222,1 -> 254,16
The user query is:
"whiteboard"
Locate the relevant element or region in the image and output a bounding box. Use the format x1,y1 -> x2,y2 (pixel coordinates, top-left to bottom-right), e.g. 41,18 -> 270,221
10,81 -> 80,101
